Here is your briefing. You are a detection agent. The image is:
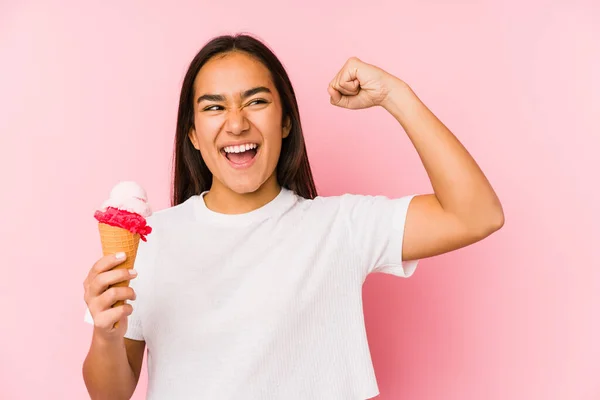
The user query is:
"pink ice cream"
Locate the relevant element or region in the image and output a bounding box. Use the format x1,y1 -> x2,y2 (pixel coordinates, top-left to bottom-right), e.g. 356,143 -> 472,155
94,181 -> 153,241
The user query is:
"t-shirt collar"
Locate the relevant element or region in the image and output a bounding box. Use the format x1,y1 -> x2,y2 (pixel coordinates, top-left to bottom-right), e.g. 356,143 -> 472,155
193,186 -> 297,226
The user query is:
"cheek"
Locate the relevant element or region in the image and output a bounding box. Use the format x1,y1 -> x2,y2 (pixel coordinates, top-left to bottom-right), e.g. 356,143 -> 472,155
193,120 -> 220,150
255,113 -> 285,143
197,139 -> 218,165
265,124 -> 285,152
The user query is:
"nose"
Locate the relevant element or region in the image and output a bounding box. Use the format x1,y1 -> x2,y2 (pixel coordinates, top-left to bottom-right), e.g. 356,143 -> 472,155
224,108 -> 250,136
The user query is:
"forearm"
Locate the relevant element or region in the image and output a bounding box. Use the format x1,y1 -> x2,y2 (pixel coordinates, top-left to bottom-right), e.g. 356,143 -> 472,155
381,80 -> 504,228
82,330 -> 137,400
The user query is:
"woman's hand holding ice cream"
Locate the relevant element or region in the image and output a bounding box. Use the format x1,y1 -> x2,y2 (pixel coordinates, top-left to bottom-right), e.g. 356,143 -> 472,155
83,253 -> 137,339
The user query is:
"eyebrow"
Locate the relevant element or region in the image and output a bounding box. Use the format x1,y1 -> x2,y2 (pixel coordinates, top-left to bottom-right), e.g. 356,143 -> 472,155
196,86 -> 272,103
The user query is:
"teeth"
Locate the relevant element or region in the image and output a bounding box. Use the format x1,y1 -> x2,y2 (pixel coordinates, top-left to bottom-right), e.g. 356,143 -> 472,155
223,143 -> 258,153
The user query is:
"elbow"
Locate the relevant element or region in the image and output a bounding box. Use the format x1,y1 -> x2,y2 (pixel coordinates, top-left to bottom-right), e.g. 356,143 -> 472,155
461,206 -> 504,242
490,200 -> 506,231
493,210 -> 505,231
477,208 -> 505,239
479,191 -> 505,234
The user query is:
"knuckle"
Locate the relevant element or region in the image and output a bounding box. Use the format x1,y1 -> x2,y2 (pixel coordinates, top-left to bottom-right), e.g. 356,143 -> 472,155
94,272 -> 108,288
105,287 -> 118,303
87,278 -> 99,295
93,316 -> 109,330
93,255 -> 115,274
112,286 -> 131,301
91,259 -> 103,273
88,299 -> 100,314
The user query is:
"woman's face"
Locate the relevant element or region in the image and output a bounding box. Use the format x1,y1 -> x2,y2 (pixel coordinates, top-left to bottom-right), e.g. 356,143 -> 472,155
188,51 -> 290,195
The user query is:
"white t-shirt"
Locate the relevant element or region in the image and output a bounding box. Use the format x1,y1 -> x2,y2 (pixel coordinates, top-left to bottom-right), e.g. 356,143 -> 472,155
84,187 -> 419,399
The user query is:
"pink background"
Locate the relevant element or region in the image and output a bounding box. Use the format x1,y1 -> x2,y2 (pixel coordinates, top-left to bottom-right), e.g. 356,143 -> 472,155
1,1 -> 598,399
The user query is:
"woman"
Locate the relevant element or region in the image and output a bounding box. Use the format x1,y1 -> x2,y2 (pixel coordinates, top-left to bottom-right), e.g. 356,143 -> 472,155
83,34 -> 504,399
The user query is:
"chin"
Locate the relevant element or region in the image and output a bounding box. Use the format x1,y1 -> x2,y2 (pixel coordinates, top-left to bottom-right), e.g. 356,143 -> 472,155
223,178 -> 265,195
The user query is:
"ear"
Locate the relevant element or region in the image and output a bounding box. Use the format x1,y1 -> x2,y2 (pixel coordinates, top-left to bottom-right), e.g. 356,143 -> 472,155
282,116 -> 292,139
188,127 -> 199,150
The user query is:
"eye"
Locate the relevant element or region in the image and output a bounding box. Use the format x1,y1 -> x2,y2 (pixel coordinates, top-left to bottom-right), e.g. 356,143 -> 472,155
203,105 -> 223,112
247,98 -> 268,106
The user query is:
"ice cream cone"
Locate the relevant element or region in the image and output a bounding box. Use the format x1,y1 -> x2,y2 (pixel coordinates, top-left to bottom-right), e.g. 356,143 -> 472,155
98,223 -> 140,328
94,181 -> 152,329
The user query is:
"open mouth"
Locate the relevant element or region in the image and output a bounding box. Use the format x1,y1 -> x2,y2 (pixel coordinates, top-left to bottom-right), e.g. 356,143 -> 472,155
220,143 -> 259,168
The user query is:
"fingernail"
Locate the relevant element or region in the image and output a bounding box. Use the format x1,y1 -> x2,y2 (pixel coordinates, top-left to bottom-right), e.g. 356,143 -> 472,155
129,269 -> 137,276
115,252 -> 126,260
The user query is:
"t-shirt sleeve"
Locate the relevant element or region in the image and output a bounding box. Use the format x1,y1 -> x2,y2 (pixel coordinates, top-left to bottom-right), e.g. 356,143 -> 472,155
83,221 -> 156,342
342,193 -> 419,279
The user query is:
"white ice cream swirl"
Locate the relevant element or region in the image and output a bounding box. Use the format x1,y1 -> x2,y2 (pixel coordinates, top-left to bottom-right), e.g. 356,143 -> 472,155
99,181 -> 152,217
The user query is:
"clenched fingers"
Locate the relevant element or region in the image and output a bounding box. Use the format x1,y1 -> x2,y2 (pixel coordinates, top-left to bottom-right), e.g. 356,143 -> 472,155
85,253 -> 128,286
93,304 -> 133,331
86,267 -> 137,300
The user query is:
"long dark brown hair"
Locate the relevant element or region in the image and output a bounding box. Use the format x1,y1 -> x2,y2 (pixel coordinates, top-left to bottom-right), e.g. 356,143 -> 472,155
171,33 -> 317,206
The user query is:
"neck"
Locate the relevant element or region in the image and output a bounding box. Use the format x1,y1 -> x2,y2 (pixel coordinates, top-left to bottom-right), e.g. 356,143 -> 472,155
204,174 -> 282,215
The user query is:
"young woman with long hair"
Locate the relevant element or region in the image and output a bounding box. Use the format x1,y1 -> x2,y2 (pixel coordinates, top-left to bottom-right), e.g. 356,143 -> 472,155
83,33 -> 504,399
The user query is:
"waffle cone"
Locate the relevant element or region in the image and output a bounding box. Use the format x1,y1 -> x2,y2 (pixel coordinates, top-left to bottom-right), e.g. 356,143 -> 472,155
98,223 -> 140,310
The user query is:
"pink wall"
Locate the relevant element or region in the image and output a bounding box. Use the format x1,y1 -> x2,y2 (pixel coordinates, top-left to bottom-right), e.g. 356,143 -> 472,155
1,1 -> 598,399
